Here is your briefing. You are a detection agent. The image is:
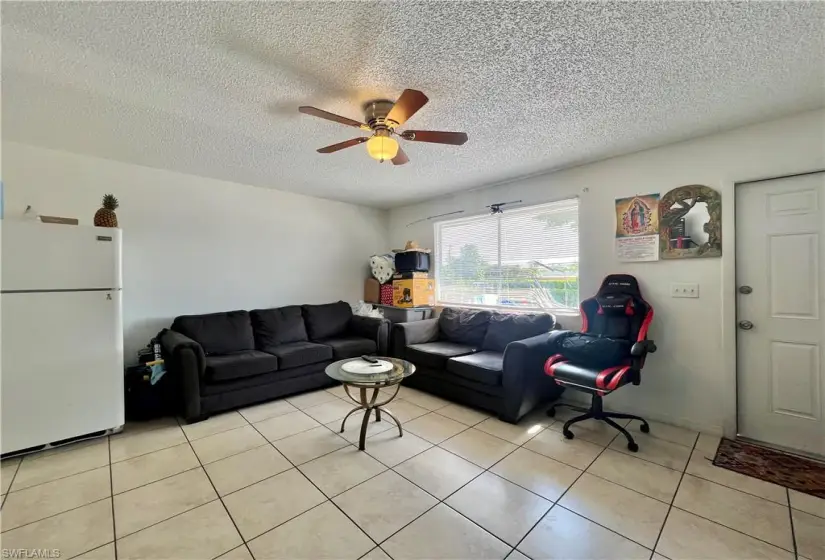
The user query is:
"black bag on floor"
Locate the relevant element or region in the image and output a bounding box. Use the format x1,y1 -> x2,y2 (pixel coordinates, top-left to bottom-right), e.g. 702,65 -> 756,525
124,365 -> 177,421
124,335 -> 177,421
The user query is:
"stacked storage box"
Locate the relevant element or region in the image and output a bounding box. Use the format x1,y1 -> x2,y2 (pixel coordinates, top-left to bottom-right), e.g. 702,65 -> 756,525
380,283 -> 394,305
392,247 -> 434,308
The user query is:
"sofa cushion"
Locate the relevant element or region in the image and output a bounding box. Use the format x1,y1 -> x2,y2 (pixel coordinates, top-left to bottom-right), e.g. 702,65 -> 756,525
481,312 -> 555,352
201,361 -> 332,396
320,336 -> 376,359
263,341 -> 333,369
302,301 -> 352,340
438,308 -> 492,347
251,306 -> 309,347
205,350 -> 279,382
406,341 -> 477,370
172,311 -> 255,355
446,351 -> 503,387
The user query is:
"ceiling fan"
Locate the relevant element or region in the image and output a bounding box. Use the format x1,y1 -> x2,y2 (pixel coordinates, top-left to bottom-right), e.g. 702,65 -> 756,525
298,89 -> 468,165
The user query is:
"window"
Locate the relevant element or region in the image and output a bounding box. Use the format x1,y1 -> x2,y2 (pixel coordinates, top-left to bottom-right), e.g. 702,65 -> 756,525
434,199 -> 579,312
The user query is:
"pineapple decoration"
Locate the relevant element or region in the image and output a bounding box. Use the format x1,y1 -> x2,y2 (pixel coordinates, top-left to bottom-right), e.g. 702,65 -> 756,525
94,194 -> 120,228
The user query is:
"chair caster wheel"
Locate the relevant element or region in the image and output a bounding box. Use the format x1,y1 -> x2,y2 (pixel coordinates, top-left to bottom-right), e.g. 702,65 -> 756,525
627,442 -> 639,452
563,430 -> 574,440
639,424 -> 650,433
547,408 -> 556,418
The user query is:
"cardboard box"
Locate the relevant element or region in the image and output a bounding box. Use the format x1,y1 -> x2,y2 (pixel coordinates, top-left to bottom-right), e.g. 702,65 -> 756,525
393,278 -> 435,308
364,278 -> 380,303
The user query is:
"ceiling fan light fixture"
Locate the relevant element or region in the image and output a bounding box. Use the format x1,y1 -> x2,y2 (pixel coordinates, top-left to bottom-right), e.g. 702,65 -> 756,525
366,134 -> 399,162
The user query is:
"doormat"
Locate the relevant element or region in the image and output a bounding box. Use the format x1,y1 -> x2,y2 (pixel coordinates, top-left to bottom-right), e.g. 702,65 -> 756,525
713,438 -> 825,498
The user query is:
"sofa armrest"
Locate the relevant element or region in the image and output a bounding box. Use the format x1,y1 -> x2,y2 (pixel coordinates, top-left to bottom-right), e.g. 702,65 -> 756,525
159,329 -> 206,421
390,318 -> 440,356
349,315 -> 391,355
500,332 -> 564,422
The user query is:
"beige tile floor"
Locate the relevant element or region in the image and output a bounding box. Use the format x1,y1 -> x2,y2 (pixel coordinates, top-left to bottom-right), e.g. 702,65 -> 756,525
1,385 -> 822,560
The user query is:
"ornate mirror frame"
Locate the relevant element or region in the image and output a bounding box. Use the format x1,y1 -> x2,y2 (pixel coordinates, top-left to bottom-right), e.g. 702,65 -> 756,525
659,184 -> 722,259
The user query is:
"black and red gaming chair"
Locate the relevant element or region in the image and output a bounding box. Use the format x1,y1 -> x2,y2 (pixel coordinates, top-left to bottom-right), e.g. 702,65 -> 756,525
544,274 -> 656,452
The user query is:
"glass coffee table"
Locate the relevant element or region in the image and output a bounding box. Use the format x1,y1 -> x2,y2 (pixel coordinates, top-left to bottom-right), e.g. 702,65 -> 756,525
325,357 -> 415,450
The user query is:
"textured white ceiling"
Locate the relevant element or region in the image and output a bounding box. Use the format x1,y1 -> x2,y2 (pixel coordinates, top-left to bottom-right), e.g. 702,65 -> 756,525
3,2 -> 824,208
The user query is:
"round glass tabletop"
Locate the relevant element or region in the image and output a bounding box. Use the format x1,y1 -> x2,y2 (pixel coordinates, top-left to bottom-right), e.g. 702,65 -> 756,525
325,357 -> 415,385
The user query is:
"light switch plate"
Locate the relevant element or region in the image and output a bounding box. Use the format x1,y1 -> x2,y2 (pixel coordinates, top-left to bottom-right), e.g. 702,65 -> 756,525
671,283 -> 699,298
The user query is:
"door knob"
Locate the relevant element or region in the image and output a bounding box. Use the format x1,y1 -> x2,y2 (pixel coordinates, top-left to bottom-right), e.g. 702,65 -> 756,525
738,320 -> 754,330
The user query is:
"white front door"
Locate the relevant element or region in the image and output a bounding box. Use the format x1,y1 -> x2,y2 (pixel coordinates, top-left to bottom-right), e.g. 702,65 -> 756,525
736,172 -> 825,457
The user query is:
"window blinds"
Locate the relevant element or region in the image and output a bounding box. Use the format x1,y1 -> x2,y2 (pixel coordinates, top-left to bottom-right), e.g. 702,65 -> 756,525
434,199 -> 579,311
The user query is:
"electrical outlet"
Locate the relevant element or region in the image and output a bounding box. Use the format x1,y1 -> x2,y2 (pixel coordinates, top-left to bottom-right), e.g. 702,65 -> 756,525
671,283 -> 699,298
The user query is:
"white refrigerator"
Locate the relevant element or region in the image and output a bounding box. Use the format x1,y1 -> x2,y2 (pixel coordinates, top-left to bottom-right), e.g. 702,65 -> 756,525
1,221 -> 124,455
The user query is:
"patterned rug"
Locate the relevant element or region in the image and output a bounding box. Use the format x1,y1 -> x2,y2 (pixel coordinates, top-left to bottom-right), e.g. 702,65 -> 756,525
713,438 -> 825,498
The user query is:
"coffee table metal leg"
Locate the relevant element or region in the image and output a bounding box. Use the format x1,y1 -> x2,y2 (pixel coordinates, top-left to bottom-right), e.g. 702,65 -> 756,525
358,407 -> 372,450
340,382 -> 405,450
357,386 -> 384,451
380,407 -> 403,438
372,387 -> 382,422
339,405 -> 364,433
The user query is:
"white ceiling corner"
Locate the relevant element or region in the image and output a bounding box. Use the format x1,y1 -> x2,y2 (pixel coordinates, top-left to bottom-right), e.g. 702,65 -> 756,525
2,1 -> 824,208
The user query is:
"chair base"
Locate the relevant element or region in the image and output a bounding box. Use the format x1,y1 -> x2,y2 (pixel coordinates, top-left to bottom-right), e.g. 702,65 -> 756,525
547,394 -> 649,452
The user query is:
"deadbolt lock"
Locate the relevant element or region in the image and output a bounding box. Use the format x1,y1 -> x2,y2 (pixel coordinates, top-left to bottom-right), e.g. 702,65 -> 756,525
738,286 -> 753,294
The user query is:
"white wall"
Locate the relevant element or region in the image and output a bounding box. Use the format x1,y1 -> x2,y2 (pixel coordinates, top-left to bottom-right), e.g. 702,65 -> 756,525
389,109 -> 825,434
3,142 -> 389,363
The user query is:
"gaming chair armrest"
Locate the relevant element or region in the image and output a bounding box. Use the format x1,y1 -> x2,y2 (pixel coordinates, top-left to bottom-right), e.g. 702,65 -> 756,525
631,340 -> 657,357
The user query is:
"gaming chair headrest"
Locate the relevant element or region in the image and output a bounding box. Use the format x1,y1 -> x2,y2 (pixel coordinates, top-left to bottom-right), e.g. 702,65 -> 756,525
596,274 -> 642,298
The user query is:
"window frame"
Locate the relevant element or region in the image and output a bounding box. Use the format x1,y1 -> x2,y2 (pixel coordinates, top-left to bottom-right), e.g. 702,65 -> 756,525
433,197 -> 580,316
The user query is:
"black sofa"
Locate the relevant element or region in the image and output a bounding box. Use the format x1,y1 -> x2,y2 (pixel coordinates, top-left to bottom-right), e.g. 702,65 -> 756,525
160,301 -> 389,422
391,307 -> 563,423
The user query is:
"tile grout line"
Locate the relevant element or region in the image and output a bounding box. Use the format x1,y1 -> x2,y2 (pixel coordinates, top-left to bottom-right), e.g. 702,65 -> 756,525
2,424 -> 316,497
109,440 -> 191,467
647,431 -> 699,559
370,433 -> 523,555
1,495 -> 114,535
787,488 -> 800,560
205,405 -> 680,558
238,397 -> 492,557
1,456 -> 23,508
667,503 -> 798,554
8,459 -> 125,494
683,462 -> 790,506
508,426 -> 620,559
643,448 -> 798,555
244,414 -> 385,555
486,425 -> 676,554
107,436 -> 118,560
0,399 -> 450,499
2,402 -> 499,550
15,391 -> 805,559
175,416 -> 257,560
368,413 -> 585,555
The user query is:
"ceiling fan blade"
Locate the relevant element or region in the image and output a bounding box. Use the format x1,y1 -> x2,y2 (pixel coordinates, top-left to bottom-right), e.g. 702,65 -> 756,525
391,147 -> 410,166
299,106 -> 365,128
386,89 -> 429,126
402,130 -> 468,145
316,137 -> 368,153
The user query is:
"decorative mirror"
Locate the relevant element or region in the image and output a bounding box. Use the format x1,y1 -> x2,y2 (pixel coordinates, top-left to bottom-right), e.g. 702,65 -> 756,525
659,184 -> 721,259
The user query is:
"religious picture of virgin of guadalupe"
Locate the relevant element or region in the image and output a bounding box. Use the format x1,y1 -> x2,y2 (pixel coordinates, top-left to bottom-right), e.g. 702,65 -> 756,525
614,193 -> 660,262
